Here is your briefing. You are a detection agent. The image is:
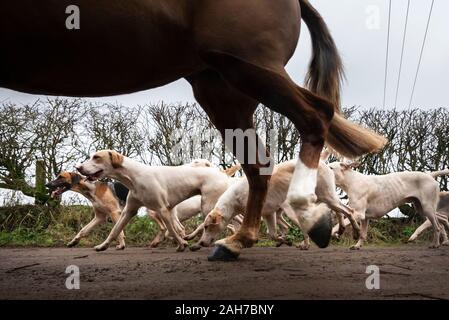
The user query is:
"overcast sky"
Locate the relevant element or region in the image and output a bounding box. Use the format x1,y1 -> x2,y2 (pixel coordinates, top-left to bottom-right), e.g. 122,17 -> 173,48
1,0 -> 447,109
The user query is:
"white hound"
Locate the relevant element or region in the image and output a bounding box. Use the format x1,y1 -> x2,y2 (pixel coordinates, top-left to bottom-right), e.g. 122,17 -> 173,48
148,195 -> 244,247
328,162 -> 447,249
194,157 -> 360,252
76,150 -> 234,251
408,190 -> 449,243
146,162 -> 241,247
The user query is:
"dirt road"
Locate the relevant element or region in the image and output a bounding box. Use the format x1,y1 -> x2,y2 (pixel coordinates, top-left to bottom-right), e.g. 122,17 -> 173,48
1,245 -> 448,300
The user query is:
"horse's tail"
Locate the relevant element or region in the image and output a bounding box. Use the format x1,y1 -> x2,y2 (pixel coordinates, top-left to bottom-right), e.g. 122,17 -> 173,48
299,0 -> 387,158
299,0 -> 343,108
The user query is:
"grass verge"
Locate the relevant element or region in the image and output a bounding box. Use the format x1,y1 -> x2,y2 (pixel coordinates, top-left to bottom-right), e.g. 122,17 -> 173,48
0,205 -> 431,248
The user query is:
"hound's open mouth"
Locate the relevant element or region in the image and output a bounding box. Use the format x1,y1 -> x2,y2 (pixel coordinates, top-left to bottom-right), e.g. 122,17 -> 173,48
86,170 -> 103,181
50,186 -> 69,198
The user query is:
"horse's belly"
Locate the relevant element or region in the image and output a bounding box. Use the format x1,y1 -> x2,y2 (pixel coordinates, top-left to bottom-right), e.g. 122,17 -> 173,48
0,0 -> 200,96
1,61 -> 196,97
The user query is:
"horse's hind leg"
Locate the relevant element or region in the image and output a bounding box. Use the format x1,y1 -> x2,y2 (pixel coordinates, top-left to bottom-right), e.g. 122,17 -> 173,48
200,51 -> 334,248
188,70 -> 269,261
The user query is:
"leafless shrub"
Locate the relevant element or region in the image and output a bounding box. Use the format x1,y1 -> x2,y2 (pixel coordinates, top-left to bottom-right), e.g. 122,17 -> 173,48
0,99 -> 447,205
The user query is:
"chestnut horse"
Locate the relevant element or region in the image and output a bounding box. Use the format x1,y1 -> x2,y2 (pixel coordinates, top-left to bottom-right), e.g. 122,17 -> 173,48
0,0 -> 386,260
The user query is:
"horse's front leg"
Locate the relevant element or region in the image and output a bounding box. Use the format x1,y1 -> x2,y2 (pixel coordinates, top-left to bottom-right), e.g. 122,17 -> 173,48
211,163 -> 270,260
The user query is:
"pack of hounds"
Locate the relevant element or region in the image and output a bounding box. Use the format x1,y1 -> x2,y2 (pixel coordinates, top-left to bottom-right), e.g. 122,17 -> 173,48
46,150 -> 449,256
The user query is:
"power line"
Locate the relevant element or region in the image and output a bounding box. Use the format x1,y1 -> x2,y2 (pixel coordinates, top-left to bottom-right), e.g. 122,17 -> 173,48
383,0 -> 392,108
408,0 -> 435,109
394,0 -> 411,107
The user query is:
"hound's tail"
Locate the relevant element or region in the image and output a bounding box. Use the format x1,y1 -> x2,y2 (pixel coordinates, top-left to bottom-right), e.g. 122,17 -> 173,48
299,0 -> 387,158
223,163 -> 241,177
428,169 -> 449,179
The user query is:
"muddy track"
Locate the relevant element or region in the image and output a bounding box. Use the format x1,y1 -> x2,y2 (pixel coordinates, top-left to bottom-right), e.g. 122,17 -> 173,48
1,245 -> 448,300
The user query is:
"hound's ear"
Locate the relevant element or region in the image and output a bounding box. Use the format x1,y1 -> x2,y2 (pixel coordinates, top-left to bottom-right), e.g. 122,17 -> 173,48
348,161 -> 361,169
70,173 -> 82,185
224,163 -> 241,177
341,161 -> 360,170
340,163 -> 351,170
210,212 -> 223,225
109,151 -> 124,168
320,149 -> 331,162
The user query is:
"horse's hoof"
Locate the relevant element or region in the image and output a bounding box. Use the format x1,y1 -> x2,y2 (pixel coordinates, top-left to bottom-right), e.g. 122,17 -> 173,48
189,244 -> 202,252
307,213 -> 332,249
207,245 -> 239,262
275,241 -> 283,248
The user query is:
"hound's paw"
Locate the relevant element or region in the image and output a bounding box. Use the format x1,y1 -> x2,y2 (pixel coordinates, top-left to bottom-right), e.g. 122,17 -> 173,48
332,233 -> 341,240
276,236 -> 293,247
149,241 -> 161,248
67,239 -> 80,248
442,241 -> 449,246
428,244 -> 440,249
183,234 -> 196,241
176,243 -> 188,252
296,242 -> 310,251
115,244 -> 125,250
189,244 -> 202,252
350,245 -> 361,250
94,243 -> 109,252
